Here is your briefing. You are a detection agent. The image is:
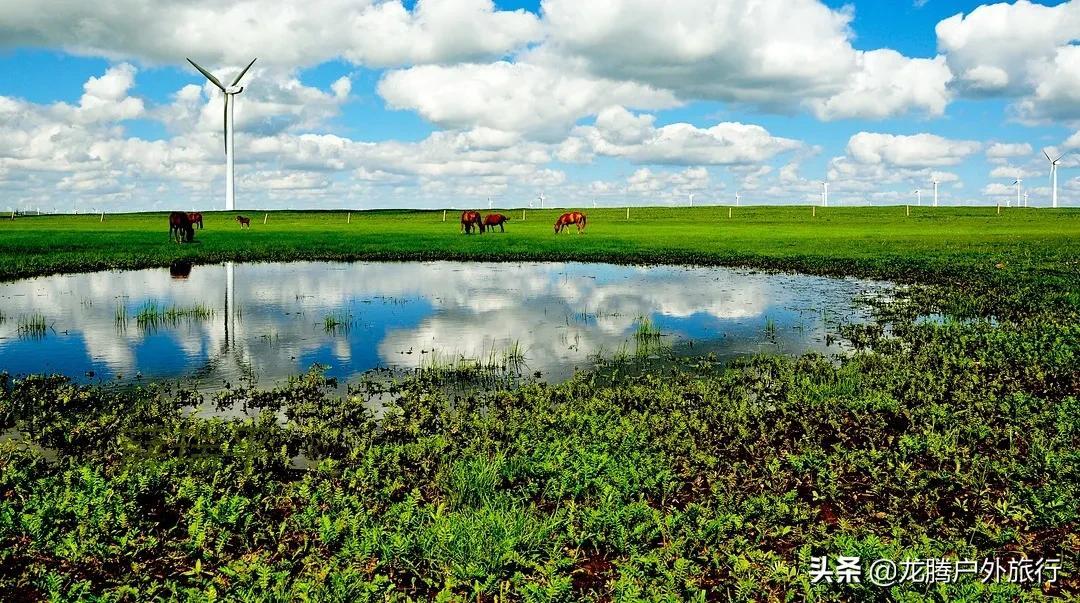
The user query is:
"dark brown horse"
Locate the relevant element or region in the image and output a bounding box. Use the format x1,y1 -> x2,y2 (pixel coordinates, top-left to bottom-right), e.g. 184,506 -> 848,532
554,211 -> 587,234
483,213 -> 510,232
461,210 -> 484,234
168,211 -> 194,243
236,215 -> 251,228
187,212 -> 204,229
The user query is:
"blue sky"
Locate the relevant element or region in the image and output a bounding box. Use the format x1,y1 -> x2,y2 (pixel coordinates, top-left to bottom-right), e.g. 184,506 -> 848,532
0,0 -> 1077,211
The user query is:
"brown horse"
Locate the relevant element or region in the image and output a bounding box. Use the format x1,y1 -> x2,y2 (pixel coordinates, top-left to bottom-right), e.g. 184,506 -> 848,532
483,213 -> 510,232
461,210 -> 484,234
554,211 -> 587,234
168,211 -> 194,243
236,215 -> 251,228
187,212 -> 204,229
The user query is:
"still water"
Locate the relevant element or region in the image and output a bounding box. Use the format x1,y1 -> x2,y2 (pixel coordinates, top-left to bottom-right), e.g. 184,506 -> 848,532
0,261 -> 889,387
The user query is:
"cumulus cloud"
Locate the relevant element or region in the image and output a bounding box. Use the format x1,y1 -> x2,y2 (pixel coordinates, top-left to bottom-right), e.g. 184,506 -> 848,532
846,132 -> 981,168
565,106 -> 802,166
378,61 -> 678,139
936,0 -> 1080,120
986,142 -> 1034,160
0,0 -> 542,68
808,50 -> 952,120
541,0 -> 952,120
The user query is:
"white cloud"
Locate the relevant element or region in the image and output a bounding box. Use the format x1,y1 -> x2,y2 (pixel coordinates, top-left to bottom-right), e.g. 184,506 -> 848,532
0,0 -> 541,68
808,50 -> 952,120
846,132 -> 981,168
378,61 -> 678,139
566,106 -> 802,166
986,142 -> 1034,159
936,0 -> 1080,120
541,0 -> 951,120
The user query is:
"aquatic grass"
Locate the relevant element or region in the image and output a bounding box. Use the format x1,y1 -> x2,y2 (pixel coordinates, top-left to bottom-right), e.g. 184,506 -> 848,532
418,341 -> 527,385
323,312 -> 352,334
763,316 -> 777,338
134,301 -> 215,328
16,313 -> 47,337
633,315 -> 663,343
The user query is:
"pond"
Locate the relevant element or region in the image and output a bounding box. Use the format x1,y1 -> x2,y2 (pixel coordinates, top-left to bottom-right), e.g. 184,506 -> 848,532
0,261 -> 889,388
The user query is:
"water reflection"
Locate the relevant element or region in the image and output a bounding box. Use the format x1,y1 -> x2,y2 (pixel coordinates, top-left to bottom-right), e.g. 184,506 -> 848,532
0,261 -> 888,387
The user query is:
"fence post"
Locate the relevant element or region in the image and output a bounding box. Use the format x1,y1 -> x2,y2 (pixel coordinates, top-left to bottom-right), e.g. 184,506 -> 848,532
263,213 -> 268,225
442,210 -> 446,222
347,212 -> 351,224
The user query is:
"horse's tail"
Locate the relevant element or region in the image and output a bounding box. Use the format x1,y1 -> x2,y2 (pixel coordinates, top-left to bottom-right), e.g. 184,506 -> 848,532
580,214 -> 587,229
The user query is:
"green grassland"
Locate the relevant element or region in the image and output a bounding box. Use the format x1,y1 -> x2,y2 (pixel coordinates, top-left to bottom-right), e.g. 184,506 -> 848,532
1,206 -> 1079,600
2,206 -> 1078,285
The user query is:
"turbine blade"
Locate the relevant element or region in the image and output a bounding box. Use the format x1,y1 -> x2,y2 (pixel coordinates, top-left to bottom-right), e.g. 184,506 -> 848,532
231,58 -> 257,87
187,58 -> 226,91
1054,152 -> 1067,162
1043,149 -> 1053,162
223,95 -> 228,155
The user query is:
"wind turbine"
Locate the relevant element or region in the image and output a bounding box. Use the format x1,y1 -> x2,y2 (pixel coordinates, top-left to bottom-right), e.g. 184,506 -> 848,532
538,192 -> 545,209
1012,174 -> 1023,209
1024,192 -> 1029,208
821,181 -> 829,207
688,192 -> 695,207
735,191 -> 741,207
1044,149 -> 1066,209
932,178 -> 939,207
913,189 -> 921,206
487,196 -> 492,209
187,57 -> 257,212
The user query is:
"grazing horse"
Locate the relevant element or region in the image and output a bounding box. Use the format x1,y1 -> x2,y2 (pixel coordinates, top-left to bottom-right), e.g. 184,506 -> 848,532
168,211 -> 194,243
483,213 -> 510,232
554,211 -> 587,234
236,215 -> 251,228
187,212 -> 204,229
460,210 -> 485,234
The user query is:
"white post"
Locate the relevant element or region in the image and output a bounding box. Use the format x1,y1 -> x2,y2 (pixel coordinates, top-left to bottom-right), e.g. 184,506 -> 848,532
728,207 -> 732,218
522,209 -> 526,221
263,212 -> 267,225
626,207 -> 630,220
442,209 -> 446,222
225,94 -> 235,212
822,182 -> 829,207
347,212 -> 351,224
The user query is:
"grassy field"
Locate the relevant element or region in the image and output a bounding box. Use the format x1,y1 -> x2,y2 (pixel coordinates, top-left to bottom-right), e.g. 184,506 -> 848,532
1,206 -> 1079,600
2,206 -> 1079,285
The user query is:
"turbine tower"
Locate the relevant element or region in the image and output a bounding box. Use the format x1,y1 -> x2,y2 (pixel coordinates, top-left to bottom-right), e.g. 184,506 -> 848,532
1024,192 -> 1029,208
1012,174 -> 1023,209
913,189 -> 921,206
932,178 -> 939,207
735,191 -> 740,207
1044,149 -> 1066,209
821,181 -> 829,207
688,192 -> 694,207
187,57 -> 257,212
538,192 -> 545,209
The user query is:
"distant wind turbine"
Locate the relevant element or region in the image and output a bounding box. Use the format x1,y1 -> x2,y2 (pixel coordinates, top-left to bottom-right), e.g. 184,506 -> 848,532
821,181 -> 829,207
735,191 -> 740,207
913,189 -> 921,206
538,192 -> 545,209
932,178 -> 939,207
1024,192 -> 1029,208
1012,174 -> 1023,209
187,57 -> 257,211
1044,149 -> 1067,209
688,192 -> 695,207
